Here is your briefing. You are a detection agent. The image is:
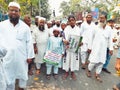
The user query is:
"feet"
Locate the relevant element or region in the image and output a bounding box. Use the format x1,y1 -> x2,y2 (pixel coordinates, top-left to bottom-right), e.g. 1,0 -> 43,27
86,69 -> 91,77
46,74 -> 51,80
62,72 -> 69,80
113,85 -> 119,90
53,74 -> 58,79
102,68 -> 111,74
95,74 -> 102,83
71,72 -> 76,80
81,64 -> 86,69
36,69 -> 40,75
18,87 -> 24,90
28,70 -> 33,75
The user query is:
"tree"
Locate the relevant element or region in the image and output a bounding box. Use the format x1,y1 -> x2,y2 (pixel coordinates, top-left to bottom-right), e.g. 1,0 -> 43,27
0,0 -> 51,20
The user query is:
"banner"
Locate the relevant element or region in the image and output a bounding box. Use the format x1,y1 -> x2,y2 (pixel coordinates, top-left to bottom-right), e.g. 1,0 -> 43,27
43,51 -> 62,65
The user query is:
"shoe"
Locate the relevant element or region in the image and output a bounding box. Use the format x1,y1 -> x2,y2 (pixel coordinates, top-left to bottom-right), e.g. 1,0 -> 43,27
46,74 -> 51,80
62,72 -> 69,80
86,69 -> 91,77
71,72 -> 76,80
53,74 -> 58,79
102,68 -> 111,74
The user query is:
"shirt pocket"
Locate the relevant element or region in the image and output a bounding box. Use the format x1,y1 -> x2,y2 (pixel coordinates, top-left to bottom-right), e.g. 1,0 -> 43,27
16,31 -> 25,41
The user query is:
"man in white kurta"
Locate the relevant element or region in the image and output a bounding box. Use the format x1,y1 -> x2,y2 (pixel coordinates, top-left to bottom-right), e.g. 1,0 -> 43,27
32,17 -> 49,75
86,17 -> 113,81
62,15 -> 80,80
0,2 -> 35,90
80,14 -> 96,69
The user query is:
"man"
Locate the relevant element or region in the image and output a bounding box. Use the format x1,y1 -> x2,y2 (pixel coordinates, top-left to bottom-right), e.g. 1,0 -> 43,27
0,2 -> 34,90
32,17 -> 49,75
23,15 -> 35,75
62,15 -> 80,80
102,19 -> 115,74
86,14 -> 113,82
80,14 -> 96,69
113,47 -> 120,90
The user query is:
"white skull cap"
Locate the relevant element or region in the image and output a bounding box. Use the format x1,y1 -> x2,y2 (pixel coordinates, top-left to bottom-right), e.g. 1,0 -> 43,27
8,2 -> 20,9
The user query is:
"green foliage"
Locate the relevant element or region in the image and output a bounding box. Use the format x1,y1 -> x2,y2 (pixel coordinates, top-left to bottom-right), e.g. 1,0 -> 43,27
0,0 -> 51,20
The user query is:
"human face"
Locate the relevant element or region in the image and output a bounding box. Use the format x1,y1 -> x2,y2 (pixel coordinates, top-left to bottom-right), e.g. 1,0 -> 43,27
99,15 -> 106,23
69,17 -> 76,28
53,30 -> 60,37
8,6 -> 20,24
86,15 -> 92,24
61,23 -> 67,30
38,20 -> 45,31
24,15 -> 31,26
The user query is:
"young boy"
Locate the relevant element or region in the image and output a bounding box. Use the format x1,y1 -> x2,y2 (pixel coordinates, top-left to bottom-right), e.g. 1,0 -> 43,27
45,28 -> 64,80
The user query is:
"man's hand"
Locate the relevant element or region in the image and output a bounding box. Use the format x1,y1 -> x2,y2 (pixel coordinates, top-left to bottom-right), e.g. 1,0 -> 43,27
87,49 -> 91,54
109,50 -> 113,55
115,58 -> 120,71
34,47 -> 38,54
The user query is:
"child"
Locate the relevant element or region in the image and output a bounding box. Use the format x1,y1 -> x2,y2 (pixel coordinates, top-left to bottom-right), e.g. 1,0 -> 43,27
45,28 -> 64,80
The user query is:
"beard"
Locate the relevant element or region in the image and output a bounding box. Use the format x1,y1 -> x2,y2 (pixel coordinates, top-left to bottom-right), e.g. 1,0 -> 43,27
39,25 -> 45,31
56,24 -> 60,27
98,21 -> 106,28
9,16 -> 19,24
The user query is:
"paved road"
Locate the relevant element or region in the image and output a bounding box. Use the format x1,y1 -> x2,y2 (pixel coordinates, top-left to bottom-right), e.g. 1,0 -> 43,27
18,49 -> 120,90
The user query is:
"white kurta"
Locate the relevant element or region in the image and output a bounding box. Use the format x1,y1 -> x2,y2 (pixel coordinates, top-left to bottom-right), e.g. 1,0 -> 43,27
0,20 -> 35,82
88,25 -> 113,64
32,28 -> 49,63
80,22 -> 96,52
63,25 -> 80,71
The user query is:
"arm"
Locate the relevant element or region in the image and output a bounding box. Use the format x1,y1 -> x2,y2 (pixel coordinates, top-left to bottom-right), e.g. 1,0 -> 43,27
115,58 -> 120,71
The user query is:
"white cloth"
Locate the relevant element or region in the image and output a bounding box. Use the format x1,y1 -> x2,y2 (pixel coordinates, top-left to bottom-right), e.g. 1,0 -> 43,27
63,25 -> 80,71
0,20 -> 34,84
88,25 -> 113,64
32,28 -> 49,63
80,22 -> 96,51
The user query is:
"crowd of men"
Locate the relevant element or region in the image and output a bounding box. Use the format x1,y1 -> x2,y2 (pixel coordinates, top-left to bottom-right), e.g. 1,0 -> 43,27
1,1 -> 120,90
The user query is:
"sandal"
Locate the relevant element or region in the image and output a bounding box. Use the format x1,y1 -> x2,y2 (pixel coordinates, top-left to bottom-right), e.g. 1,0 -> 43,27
86,69 -> 91,77
62,72 -> 69,80
36,69 -> 40,75
71,72 -> 77,80
95,74 -> 102,83
46,74 -> 51,80
53,74 -> 58,79
113,85 -> 119,90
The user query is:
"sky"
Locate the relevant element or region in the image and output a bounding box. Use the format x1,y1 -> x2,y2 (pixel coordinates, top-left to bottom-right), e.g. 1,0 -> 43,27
48,0 -> 70,17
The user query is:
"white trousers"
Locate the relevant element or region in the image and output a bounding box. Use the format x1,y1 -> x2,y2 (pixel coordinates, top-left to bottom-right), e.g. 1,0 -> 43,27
80,51 -> 88,64
18,79 -> 27,88
88,62 -> 103,74
36,63 -> 41,69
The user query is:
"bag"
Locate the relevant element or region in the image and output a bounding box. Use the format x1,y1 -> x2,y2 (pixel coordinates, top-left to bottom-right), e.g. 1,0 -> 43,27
43,51 -> 62,65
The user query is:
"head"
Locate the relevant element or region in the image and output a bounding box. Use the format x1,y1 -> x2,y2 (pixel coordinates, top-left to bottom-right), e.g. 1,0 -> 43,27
47,21 -> 52,28
99,14 -> 107,23
86,14 -> 92,24
53,29 -> 60,37
98,14 -> 107,27
107,19 -> 115,29
76,20 -> 82,26
55,20 -> 61,27
8,2 -> 20,25
38,17 -> 45,31
68,15 -> 76,28
35,16 -> 40,26
23,15 -> 31,27
61,23 -> 67,30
